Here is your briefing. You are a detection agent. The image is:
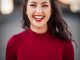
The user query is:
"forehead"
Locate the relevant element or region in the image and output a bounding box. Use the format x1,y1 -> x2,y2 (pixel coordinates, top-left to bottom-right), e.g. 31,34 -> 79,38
28,0 -> 50,3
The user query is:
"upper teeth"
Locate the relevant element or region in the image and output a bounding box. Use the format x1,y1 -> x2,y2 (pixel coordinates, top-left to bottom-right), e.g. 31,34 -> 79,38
34,16 -> 43,19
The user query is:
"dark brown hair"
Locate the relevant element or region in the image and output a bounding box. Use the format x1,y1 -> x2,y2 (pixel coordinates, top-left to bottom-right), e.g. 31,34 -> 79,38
22,0 -> 72,41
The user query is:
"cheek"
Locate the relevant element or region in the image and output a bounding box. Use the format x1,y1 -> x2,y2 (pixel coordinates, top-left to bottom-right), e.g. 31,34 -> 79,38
44,8 -> 51,15
45,11 -> 51,19
26,7 -> 35,17
26,8 -> 33,19
48,8 -> 51,15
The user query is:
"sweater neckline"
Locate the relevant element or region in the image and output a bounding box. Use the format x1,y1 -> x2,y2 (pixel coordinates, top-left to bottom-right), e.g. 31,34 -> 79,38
27,28 -> 50,37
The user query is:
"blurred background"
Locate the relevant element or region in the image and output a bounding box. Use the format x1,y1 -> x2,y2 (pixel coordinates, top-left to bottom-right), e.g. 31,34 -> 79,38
0,0 -> 80,60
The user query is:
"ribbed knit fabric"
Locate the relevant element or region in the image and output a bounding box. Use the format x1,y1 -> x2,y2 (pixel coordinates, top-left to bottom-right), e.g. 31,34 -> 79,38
6,28 -> 74,60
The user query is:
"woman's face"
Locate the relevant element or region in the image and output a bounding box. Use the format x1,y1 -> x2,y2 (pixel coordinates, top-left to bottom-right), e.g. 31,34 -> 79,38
26,0 -> 51,28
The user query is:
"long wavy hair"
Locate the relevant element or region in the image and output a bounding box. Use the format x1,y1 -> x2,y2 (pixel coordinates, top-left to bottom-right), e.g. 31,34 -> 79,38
22,0 -> 72,41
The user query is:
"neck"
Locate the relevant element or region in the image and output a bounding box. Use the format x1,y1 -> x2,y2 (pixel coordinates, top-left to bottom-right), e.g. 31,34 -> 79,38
30,24 -> 48,34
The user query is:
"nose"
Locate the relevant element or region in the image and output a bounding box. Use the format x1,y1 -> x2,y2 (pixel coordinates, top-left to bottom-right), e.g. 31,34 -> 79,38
35,7 -> 43,15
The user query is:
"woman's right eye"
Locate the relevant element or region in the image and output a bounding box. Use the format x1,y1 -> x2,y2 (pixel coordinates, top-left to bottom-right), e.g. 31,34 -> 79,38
30,4 -> 36,7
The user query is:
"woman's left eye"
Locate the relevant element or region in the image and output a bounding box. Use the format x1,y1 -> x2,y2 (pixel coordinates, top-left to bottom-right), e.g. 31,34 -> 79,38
42,5 -> 48,7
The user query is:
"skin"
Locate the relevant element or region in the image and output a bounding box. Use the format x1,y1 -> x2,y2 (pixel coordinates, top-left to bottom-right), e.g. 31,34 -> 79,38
26,0 -> 51,34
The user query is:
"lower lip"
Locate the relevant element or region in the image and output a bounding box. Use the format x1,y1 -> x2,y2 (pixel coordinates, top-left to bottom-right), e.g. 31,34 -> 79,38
34,18 -> 43,22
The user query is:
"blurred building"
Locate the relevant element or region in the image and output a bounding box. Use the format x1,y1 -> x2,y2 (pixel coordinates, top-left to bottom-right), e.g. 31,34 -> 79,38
59,0 -> 80,13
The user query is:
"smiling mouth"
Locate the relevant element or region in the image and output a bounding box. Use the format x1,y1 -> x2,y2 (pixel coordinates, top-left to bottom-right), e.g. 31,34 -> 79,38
33,15 -> 44,22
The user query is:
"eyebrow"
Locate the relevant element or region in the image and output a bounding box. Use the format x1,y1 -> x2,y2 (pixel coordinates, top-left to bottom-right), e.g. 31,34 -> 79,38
42,2 -> 48,4
30,1 -> 48,4
31,1 -> 37,4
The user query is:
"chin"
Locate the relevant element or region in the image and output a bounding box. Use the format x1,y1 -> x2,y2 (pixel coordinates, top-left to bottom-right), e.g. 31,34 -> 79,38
34,25 -> 43,28
32,24 -> 45,28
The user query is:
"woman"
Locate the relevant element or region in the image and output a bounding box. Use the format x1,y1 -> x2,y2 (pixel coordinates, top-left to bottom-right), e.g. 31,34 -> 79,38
6,0 -> 74,60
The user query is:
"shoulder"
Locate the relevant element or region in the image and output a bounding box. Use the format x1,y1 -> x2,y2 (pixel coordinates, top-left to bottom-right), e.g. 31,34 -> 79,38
53,36 -> 74,49
63,40 -> 74,50
7,29 -> 28,47
54,35 -> 73,45
56,38 -> 74,54
62,40 -> 74,60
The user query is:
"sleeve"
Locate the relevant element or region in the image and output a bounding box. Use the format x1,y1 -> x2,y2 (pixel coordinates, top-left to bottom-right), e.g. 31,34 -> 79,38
6,35 -> 17,60
63,40 -> 74,60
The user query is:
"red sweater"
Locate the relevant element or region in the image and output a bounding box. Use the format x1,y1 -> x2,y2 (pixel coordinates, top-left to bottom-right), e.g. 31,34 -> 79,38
6,28 -> 74,60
